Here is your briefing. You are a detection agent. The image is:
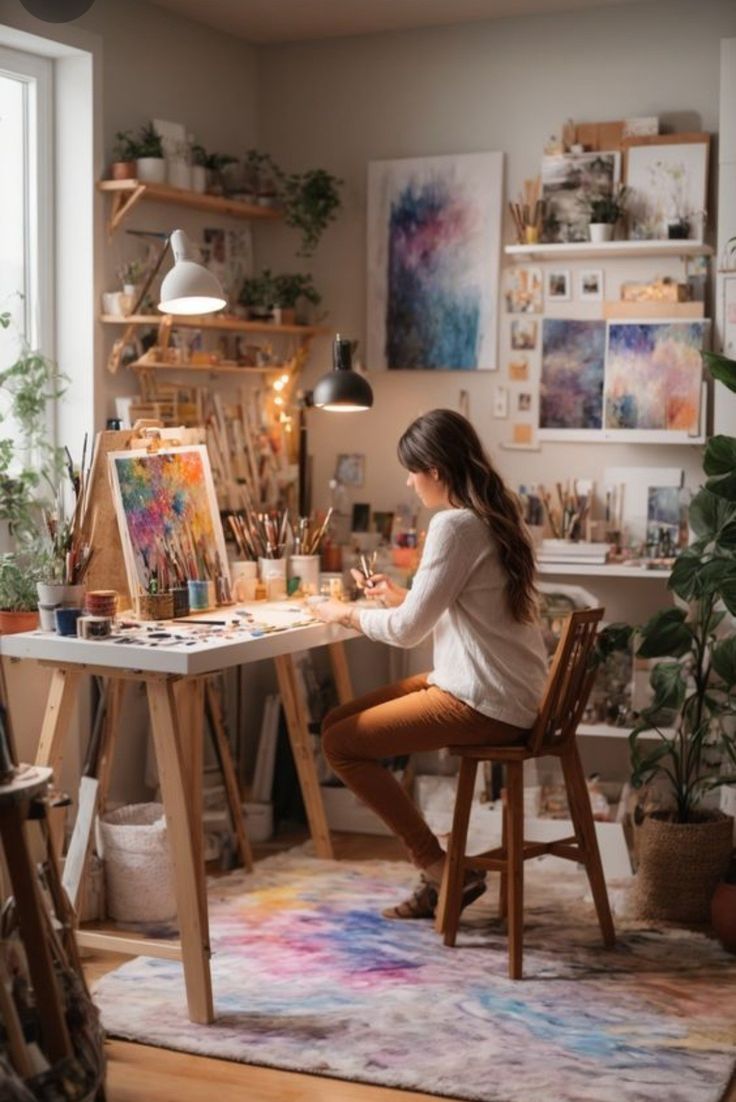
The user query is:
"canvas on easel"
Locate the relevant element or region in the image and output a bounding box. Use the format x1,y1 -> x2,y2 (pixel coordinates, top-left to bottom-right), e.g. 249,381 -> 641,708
107,444 -> 229,601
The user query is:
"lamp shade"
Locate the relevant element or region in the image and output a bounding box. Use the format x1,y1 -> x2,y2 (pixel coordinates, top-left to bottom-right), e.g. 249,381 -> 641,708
158,229 -> 227,315
312,336 -> 373,412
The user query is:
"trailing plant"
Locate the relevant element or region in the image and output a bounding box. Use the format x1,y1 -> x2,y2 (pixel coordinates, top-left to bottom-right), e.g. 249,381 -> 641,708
243,149 -> 278,195
273,272 -> 321,310
239,270 -> 278,312
0,307 -> 67,541
112,130 -> 138,163
278,168 -> 343,257
596,349 -> 736,823
136,121 -> 164,159
582,184 -> 629,225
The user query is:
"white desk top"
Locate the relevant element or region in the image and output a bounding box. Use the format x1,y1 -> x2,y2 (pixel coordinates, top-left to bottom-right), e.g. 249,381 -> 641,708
0,602 -> 355,676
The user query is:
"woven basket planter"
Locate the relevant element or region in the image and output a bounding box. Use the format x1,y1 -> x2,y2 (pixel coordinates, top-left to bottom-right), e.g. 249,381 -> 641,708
633,811 -> 734,924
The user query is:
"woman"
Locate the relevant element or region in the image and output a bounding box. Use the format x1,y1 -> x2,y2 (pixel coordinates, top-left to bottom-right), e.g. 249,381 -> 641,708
312,409 -> 548,919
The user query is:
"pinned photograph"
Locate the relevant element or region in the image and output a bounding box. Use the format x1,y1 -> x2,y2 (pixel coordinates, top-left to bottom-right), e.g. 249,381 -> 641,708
336,453 -> 365,487
579,269 -> 604,302
508,356 -> 529,381
546,269 -> 571,302
518,392 -> 532,412
504,267 -> 543,314
511,319 -> 538,351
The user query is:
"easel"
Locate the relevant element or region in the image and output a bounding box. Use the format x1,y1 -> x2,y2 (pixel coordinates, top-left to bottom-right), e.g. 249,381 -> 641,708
63,422 -> 253,917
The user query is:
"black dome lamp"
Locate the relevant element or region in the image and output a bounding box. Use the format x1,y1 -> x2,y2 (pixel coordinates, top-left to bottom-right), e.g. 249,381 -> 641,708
312,334 -> 373,412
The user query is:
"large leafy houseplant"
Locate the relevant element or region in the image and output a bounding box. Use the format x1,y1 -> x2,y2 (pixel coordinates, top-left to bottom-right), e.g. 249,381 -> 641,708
601,349 -> 736,823
277,167 -> 343,257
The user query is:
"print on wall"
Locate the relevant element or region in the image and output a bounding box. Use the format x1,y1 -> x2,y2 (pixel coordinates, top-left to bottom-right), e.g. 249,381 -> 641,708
108,445 -> 228,599
624,136 -> 709,242
541,152 -> 620,242
367,152 -> 503,370
539,318 -> 606,432
604,321 -> 705,433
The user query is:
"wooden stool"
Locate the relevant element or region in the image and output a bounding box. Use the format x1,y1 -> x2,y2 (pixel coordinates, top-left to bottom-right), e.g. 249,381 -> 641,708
436,608 -> 615,979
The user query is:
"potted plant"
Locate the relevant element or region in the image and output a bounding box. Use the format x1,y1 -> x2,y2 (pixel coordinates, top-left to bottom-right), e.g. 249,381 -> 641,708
200,151 -> 238,196
273,272 -> 321,325
117,258 -> 148,314
582,185 -> 629,243
239,270 -> 278,321
597,348 -> 736,923
135,121 -> 165,184
279,167 -> 343,257
191,144 -> 208,194
0,552 -> 46,634
110,130 -> 139,181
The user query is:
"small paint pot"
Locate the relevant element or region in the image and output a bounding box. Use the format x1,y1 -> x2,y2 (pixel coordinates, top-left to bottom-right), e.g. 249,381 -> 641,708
77,615 -> 113,640
134,592 -> 174,621
54,607 -> 84,637
171,586 -> 190,618
187,579 -> 212,612
86,589 -> 118,618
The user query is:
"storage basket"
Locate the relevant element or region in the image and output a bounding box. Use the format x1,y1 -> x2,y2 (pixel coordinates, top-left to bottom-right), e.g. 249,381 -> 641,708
99,802 -> 177,924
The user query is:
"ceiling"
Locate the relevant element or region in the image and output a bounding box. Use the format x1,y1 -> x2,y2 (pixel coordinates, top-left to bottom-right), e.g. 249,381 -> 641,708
147,0 -> 656,46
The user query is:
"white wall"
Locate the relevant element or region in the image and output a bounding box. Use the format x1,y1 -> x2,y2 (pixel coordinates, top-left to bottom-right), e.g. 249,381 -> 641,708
256,0 -> 736,525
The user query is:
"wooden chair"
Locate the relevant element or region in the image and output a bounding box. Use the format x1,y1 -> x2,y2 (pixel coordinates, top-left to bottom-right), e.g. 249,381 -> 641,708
435,607 -> 615,979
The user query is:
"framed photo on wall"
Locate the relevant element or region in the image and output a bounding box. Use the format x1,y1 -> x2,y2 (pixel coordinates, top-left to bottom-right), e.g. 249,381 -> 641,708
623,133 -> 710,242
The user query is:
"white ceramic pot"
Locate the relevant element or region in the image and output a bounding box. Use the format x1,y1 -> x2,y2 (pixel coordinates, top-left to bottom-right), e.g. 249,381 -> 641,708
136,157 -> 166,184
588,223 -> 614,243
167,161 -> 192,190
191,165 -> 207,193
102,291 -> 125,316
37,582 -> 86,632
288,554 -> 320,596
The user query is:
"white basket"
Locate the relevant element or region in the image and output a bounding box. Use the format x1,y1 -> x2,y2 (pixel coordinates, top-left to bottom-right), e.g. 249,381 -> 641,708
98,802 -> 177,924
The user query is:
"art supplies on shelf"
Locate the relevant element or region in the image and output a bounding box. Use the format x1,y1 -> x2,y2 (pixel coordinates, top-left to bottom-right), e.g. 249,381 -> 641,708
538,539 -> 610,565
537,479 -> 594,541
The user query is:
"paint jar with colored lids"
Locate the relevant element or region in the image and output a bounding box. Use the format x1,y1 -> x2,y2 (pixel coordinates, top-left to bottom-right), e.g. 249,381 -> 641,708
85,589 -> 118,618
134,592 -> 174,620
187,579 -> 212,612
54,607 -> 84,637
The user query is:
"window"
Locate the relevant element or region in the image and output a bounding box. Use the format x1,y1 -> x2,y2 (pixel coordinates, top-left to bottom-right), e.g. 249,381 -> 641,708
0,44 -> 53,388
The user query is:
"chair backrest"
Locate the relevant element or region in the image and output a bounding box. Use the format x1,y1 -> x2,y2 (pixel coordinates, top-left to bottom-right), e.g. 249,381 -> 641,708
527,608 -> 604,756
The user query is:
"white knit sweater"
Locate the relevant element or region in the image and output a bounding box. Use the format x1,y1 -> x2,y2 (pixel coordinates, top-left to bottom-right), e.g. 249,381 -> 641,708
359,508 -> 548,728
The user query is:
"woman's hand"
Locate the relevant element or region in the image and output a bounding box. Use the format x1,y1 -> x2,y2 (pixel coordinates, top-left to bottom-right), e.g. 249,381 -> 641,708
310,597 -> 350,624
350,569 -> 407,608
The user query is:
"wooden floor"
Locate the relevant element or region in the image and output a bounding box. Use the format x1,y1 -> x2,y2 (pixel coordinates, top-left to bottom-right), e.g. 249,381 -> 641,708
87,830 -> 455,1102
85,829 -> 736,1102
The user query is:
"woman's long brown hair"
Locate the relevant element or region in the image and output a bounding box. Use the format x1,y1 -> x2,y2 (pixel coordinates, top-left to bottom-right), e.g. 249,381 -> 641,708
398,409 -> 538,623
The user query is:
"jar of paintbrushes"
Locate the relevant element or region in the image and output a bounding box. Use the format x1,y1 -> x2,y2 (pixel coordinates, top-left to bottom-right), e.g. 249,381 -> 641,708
288,510 -> 334,596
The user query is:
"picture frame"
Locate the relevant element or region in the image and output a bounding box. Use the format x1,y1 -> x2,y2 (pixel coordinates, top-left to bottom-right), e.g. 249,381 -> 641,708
510,319 -> 538,351
578,269 -> 604,302
372,511 -> 395,541
541,151 -> 621,242
335,453 -> 365,488
351,503 -> 371,533
545,269 -> 571,302
504,266 -> 543,314
623,133 -> 710,242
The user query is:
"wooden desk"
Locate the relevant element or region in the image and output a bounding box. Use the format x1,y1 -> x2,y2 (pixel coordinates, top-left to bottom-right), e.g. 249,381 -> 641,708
0,609 -> 355,1025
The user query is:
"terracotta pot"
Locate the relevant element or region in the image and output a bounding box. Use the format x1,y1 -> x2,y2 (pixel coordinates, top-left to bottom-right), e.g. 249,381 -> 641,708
0,609 -> 39,634
633,811 -> 734,924
110,161 -> 137,180
711,881 -> 736,953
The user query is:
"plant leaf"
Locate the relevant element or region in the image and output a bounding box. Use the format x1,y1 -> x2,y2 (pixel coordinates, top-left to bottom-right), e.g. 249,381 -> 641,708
711,636 -> 736,686
704,435 -> 736,502
688,488 -> 736,549
636,607 -> 691,658
697,560 -> 736,614
648,661 -> 687,712
668,549 -> 701,601
704,350 -> 736,395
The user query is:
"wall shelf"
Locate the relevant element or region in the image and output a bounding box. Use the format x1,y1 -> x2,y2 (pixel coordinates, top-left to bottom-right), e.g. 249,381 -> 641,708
98,178 -> 281,234
132,360 -> 291,377
538,562 -> 671,579
577,722 -> 662,741
100,313 -> 327,338
505,240 -> 714,261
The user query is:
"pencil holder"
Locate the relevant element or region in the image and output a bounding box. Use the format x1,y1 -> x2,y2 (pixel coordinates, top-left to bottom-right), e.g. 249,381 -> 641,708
288,554 -> 320,596
187,579 -> 212,612
171,586 -> 190,618
134,592 -> 174,621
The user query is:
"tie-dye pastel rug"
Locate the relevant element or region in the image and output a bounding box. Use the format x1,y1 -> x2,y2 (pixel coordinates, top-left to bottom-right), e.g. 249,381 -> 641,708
92,851 -> 736,1102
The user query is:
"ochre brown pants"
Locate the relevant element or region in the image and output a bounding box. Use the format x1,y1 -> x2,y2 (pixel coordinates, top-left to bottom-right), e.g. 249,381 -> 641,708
322,673 -> 529,869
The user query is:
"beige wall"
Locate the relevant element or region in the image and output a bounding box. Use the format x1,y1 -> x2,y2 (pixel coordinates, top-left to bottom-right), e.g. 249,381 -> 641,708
255,0 -> 736,526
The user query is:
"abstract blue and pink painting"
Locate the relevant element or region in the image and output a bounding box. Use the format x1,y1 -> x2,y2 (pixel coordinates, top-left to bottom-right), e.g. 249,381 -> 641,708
367,153 -> 503,370
539,318 -> 606,431
605,322 -> 705,433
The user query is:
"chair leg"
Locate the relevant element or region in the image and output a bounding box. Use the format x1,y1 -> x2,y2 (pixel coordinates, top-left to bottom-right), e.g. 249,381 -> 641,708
561,746 -> 615,948
498,786 -> 508,921
437,758 -> 477,945
505,761 -> 525,979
